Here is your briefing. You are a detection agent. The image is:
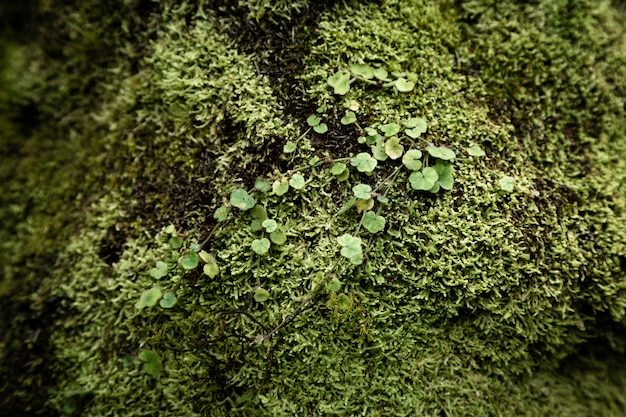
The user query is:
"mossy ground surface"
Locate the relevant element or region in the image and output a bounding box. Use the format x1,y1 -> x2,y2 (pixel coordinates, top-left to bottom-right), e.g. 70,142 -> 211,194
1,0 -> 626,416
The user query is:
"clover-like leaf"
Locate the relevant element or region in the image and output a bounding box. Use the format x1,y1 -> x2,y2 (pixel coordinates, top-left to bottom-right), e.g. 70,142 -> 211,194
251,238 -> 271,255
327,71 -> 351,95
135,286 -> 162,310
371,139 -> 388,161
314,123 -> 328,134
254,288 -> 270,303
272,178 -> 289,196
373,67 -> 389,81
402,149 -> 423,171
149,261 -> 168,279
269,229 -> 287,245
362,211 -> 386,233
405,118 -> 428,138
199,251 -> 219,278
289,173 -> 306,190
326,277 -> 341,292
254,180 -> 271,193
250,205 -> 267,221
138,349 -> 163,377
341,111 -> 357,125
213,206 -> 229,222
262,219 -> 278,233
169,236 -> 183,249
181,252 -> 200,270
499,176 -> 515,192
385,137 -> 404,160
331,162 -> 347,176
283,142 -> 297,154
307,115 -> 321,126
337,293 -> 351,310
467,145 -> 486,157
350,63 -> 375,79
350,152 -> 378,173
336,233 -> 363,265
352,184 -> 372,200
409,167 -> 439,191
159,292 -> 177,309
426,146 -> 456,161
434,160 -> 454,190
230,189 -> 256,211
394,78 -> 415,92
381,123 -> 401,137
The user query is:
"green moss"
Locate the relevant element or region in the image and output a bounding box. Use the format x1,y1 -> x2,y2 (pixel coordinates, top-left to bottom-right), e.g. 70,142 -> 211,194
2,0 -> 626,415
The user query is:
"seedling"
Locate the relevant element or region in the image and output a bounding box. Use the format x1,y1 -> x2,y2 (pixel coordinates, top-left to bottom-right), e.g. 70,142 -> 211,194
362,211 -> 386,233
283,141 -> 297,153
394,78 -> 415,92
327,71 -> 351,95
159,292 -> 177,308
373,67 -> 389,81
326,277 -> 341,292
352,184 -> 372,200
336,233 -> 363,265
149,261 -> 168,279
230,189 -> 256,211
180,252 -> 200,270
199,250 -> 219,278
337,293 -> 351,310
254,288 -> 270,303
331,162 -> 347,176
350,63 -> 375,79
135,286 -> 162,310
138,349 -> 162,377
385,137 -> 404,160
402,149 -> 423,170
272,178 -> 289,196
433,160 -> 454,191
289,173 -> 306,190
341,111 -> 357,125
426,146 -> 456,161
255,180 -> 272,193
169,236 -> 183,249
404,117 -> 427,138
499,176 -> 515,192
307,115 -> 321,126
213,206 -> 229,222
262,219 -> 278,233
380,123 -> 401,137
269,229 -> 287,245
351,152 -> 377,173
251,238 -> 271,255
467,145 -> 486,157
409,167 -> 439,191
371,138 -> 388,161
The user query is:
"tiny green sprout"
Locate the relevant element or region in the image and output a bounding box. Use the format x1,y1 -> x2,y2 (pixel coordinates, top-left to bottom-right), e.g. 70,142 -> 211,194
337,293 -> 351,310
138,349 -> 162,377
160,292 -> 177,309
499,176 -> 515,192
385,137 -> 404,160
316,105 -> 327,113
381,123 -> 401,137
230,189 -> 256,210
262,219 -> 278,233
164,224 -> 176,234
336,233 -> 363,265
377,195 -> 389,204
353,184 -> 372,200
394,78 -> 415,92
402,149 -> 423,170
181,252 -> 200,270
326,277 -> 341,292
250,205 -> 267,221
254,180 -> 272,193
289,173 -> 306,190
251,238 -> 271,255
199,251 -> 219,278
373,67 -> 389,81
331,162 -> 347,176
371,139 -> 388,161
313,123 -> 328,134
250,219 -> 263,232
169,236 -> 183,249
254,288 -> 270,303
405,118 -> 427,138
351,152 -> 378,173
350,63 -> 375,79
307,115 -> 321,126
362,211 -> 386,233
213,205 -> 229,222
309,156 -> 321,166
149,261 -> 168,279
434,160 -> 454,190
272,178 -> 289,196
327,71 -> 351,95
356,197 -> 374,213
189,242 -> 201,252
409,167 -> 439,191
341,111 -> 357,125
283,141 -> 297,153
467,145 -> 486,157
135,286 -> 162,310
426,146 -> 456,161
270,229 -> 287,245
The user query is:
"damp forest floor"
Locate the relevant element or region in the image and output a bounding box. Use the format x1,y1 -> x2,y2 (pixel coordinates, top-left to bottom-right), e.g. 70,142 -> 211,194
1,1 -> 626,416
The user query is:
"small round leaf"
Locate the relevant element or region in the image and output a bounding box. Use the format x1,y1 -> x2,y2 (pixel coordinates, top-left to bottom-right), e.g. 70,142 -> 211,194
251,238 -> 271,255
159,292 -> 177,309
254,288 -> 270,303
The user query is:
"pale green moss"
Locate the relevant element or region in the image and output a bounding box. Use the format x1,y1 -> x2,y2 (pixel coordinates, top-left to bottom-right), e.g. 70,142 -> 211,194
2,0 -> 626,416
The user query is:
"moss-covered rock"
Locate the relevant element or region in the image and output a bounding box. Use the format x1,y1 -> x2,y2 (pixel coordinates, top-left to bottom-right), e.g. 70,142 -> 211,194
1,0 -> 626,415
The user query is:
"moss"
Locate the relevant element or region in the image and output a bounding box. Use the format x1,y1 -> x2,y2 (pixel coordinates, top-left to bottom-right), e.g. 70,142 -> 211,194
1,0 -> 626,415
